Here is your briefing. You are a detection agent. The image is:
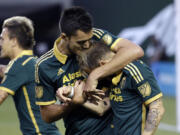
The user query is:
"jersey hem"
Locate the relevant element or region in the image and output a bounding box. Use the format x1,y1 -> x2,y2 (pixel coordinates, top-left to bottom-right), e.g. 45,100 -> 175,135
144,93 -> 163,105
36,100 -> 56,105
110,38 -> 123,50
0,86 -> 15,95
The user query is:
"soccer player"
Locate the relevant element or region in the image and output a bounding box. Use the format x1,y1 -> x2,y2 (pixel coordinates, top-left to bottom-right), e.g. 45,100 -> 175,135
35,7 -> 144,135
75,41 -> 165,135
0,16 -> 61,135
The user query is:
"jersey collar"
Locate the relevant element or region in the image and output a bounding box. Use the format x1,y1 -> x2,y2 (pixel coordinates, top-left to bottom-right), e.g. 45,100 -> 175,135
112,72 -> 123,85
53,37 -> 68,64
14,50 -> 33,60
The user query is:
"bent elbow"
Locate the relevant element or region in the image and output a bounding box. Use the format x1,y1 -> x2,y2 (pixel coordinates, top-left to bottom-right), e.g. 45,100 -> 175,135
42,116 -> 52,123
40,106 -> 54,123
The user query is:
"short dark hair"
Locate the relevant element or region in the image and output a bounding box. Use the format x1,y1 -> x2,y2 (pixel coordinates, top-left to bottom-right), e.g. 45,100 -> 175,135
59,6 -> 93,37
3,16 -> 35,49
77,40 -> 111,71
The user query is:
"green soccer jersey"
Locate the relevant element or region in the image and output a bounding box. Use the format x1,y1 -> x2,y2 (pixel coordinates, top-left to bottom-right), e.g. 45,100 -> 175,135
0,50 -> 60,135
109,60 -> 163,135
35,28 -> 121,135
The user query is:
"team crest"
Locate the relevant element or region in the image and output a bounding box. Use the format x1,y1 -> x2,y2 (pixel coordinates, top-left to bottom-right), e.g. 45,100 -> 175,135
102,34 -> 113,45
120,77 -> 126,89
35,86 -> 43,98
138,82 -> 151,97
57,68 -> 64,76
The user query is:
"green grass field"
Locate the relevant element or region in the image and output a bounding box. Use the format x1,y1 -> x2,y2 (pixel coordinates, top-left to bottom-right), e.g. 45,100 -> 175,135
0,96 -> 178,135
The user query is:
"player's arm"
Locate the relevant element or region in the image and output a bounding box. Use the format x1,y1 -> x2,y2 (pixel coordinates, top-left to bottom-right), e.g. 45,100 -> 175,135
83,97 -> 110,116
142,98 -> 165,135
0,90 -> 8,105
85,29 -> 144,90
40,80 -> 86,123
92,38 -> 144,78
40,103 -> 73,123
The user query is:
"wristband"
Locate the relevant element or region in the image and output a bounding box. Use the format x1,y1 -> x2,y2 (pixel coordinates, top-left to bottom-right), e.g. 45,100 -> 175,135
68,86 -> 74,98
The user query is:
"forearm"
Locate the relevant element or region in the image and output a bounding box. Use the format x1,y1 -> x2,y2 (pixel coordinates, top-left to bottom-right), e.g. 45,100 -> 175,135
40,103 -> 74,123
89,39 -> 144,79
0,90 -> 8,105
143,98 -> 165,135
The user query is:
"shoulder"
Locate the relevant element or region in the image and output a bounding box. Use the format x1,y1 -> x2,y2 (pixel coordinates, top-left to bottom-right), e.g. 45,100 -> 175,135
123,60 -> 154,84
36,49 -> 54,69
123,61 -> 145,83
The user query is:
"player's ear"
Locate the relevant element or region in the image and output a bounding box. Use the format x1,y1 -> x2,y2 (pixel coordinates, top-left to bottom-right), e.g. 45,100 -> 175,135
11,38 -> 18,48
60,33 -> 68,41
99,59 -> 108,66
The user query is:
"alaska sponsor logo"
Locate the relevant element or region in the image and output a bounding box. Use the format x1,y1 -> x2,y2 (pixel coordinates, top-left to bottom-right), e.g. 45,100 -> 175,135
63,71 -> 82,83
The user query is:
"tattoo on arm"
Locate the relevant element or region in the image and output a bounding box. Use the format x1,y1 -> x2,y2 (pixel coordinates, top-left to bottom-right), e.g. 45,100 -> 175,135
144,98 -> 165,134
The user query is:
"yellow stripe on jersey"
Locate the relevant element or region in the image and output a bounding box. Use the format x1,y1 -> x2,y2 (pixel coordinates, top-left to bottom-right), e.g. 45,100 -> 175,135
129,63 -> 144,81
36,100 -> 56,106
23,86 -> 42,135
36,49 -> 53,63
93,32 -> 101,39
124,66 -> 139,83
110,38 -> 123,50
141,104 -> 146,133
0,87 -> 15,95
125,63 -> 144,84
35,50 -> 54,83
145,93 -> 163,105
126,64 -> 141,83
22,57 -> 34,66
93,29 -> 103,36
93,28 -> 104,34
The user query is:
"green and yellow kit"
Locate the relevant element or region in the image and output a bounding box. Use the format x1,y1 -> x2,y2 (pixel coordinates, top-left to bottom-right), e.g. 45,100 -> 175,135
110,60 -> 163,135
35,28 -> 122,135
0,51 -> 60,135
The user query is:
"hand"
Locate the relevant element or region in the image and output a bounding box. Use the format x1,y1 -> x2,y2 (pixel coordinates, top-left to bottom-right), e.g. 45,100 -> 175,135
71,80 -> 86,104
84,75 -> 98,92
56,86 -> 72,103
85,89 -> 105,103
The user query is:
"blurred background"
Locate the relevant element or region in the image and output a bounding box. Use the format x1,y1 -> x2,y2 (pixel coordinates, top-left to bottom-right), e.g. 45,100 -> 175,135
0,0 -> 178,135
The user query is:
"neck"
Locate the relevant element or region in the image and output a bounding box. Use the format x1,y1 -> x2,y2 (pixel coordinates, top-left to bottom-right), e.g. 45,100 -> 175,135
10,47 -> 25,60
57,39 -> 71,55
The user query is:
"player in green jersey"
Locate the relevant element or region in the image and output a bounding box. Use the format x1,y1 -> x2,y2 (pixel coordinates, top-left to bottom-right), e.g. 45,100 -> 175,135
35,7 -> 144,135
0,16 -> 61,135
74,41 -> 165,135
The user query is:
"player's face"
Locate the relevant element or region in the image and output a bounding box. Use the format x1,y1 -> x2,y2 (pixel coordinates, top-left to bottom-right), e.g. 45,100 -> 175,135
68,30 -> 93,54
0,28 -> 14,58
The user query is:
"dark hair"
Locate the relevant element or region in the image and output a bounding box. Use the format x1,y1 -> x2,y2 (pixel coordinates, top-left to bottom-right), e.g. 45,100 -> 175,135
3,16 -> 35,49
77,40 -> 111,71
59,6 -> 93,37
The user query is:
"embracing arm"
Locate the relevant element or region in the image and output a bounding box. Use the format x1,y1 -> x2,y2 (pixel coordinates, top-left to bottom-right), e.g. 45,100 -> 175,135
85,39 -> 144,90
142,98 -> 165,135
40,103 -> 73,123
83,97 -> 110,116
0,90 -> 8,105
